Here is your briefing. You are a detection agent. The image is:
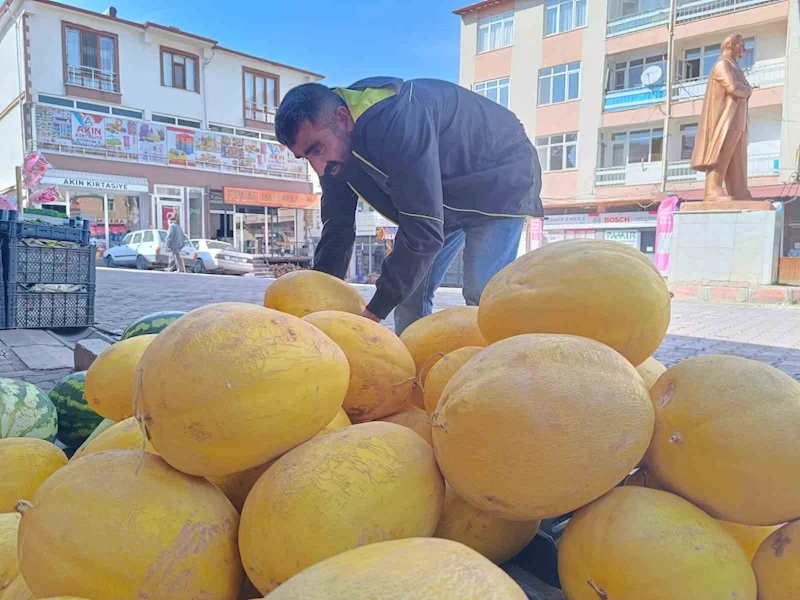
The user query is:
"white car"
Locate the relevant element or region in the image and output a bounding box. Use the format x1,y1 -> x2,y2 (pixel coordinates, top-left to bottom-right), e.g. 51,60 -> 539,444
102,229 -> 193,270
187,239 -> 254,275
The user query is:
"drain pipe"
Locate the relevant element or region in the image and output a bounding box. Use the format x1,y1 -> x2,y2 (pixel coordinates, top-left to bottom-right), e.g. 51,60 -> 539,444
660,0 -> 678,193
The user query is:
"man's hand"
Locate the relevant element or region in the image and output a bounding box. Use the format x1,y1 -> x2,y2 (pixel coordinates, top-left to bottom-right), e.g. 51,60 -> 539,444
359,308 -> 381,323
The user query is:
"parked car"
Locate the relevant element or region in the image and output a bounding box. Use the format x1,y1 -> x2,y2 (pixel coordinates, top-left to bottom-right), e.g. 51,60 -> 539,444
185,239 -> 254,275
102,229 -> 195,271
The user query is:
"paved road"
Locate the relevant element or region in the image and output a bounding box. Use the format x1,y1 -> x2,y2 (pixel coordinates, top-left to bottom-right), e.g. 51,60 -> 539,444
95,268 -> 800,378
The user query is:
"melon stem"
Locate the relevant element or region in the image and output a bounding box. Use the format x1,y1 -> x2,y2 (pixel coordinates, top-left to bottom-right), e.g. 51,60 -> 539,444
587,580 -> 609,599
15,499 -> 33,515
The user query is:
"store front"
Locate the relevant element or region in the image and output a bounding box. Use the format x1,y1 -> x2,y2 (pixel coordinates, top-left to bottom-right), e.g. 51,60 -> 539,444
41,169 -> 148,256
151,185 -> 206,239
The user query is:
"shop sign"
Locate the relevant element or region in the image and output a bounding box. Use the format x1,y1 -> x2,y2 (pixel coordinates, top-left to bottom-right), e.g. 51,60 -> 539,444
376,226 -> 398,240
223,187 -> 320,209
605,230 -> 639,249
42,174 -> 149,193
545,214 -> 588,226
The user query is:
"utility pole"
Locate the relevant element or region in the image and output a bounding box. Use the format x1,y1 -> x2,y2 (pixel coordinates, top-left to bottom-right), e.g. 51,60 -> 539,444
660,0 -> 678,193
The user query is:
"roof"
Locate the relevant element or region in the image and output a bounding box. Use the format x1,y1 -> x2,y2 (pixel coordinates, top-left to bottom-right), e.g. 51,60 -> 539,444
453,0 -> 504,15
2,0 -> 324,79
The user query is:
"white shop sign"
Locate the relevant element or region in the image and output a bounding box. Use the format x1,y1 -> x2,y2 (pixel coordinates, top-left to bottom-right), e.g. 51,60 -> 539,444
42,173 -> 149,193
605,229 -> 640,249
544,211 -> 657,230
544,214 -> 588,226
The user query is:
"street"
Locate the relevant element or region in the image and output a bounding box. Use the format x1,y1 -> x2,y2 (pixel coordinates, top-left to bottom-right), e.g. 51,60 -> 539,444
95,268 -> 800,379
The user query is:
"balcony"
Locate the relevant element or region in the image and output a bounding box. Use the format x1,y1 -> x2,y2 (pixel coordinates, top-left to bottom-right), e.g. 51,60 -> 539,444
607,6 -> 670,37
67,64 -> 118,93
672,60 -> 785,102
604,84 -> 666,113
596,152 -> 779,186
245,101 -> 276,125
676,0 -> 784,23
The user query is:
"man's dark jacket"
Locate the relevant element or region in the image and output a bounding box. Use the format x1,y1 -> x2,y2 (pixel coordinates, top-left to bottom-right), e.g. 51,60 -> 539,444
314,77 -> 543,319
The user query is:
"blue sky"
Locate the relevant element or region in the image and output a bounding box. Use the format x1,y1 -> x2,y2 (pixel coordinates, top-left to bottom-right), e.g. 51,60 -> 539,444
67,0 -> 467,85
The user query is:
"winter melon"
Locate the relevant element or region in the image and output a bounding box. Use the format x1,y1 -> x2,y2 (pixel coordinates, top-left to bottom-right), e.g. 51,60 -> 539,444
478,239 -> 671,365
120,310 -> 185,340
265,538 -> 527,600
304,311 -> 416,421
84,335 -> 157,421
558,487 -> 756,599
16,450 -> 243,599
137,303 -> 349,476
0,379 -> 57,442
636,356 -> 666,390
49,372 -> 101,448
264,270 -> 365,317
752,520 -> 799,598
0,512 -> 21,594
717,520 -> 781,562
380,406 -> 432,446
647,355 -> 800,525
2,575 -> 34,600
0,438 -> 67,512
432,334 -> 654,520
434,484 -> 540,564
239,422 -> 444,594
423,346 -> 482,415
70,416 -> 156,461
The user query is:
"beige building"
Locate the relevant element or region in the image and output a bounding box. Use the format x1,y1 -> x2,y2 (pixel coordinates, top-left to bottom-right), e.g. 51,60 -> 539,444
455,0 -> 800,266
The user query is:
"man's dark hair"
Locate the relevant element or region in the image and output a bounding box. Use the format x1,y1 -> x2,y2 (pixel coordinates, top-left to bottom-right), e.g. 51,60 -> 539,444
275,83 -> 347,148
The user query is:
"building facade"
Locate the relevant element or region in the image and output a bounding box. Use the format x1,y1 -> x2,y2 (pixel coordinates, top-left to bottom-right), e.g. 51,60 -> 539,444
0,0 -> 324,258
455,0 -> 800,271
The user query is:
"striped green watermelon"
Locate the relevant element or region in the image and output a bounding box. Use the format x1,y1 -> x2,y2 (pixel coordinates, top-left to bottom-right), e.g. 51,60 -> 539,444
49,371 -> 103,448
120,310 -> 186,340
0,378 -> 58,442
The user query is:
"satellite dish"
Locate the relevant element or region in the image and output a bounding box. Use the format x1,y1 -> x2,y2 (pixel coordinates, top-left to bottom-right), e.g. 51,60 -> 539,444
641,64 -> 664,87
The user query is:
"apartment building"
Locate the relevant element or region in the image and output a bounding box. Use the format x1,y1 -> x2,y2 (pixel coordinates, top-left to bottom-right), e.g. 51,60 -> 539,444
455,0 -> 800,264
0,0 -> 325,257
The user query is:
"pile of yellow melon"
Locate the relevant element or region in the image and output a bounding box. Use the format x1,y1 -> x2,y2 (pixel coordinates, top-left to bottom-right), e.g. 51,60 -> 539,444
1,239 -> 799,600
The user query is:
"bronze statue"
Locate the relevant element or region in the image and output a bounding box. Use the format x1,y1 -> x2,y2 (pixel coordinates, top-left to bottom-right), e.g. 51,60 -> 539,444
691,34 -> 753,202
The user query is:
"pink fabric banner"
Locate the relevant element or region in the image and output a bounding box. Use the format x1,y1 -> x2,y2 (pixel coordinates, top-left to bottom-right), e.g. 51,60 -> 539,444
655,196 -> 680,274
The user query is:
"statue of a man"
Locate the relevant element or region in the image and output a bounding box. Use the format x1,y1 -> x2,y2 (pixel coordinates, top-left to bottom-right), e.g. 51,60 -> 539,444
691,34 -> 753,202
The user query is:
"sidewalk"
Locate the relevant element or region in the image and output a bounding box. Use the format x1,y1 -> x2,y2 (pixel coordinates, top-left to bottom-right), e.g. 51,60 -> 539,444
670,281 -> 800,305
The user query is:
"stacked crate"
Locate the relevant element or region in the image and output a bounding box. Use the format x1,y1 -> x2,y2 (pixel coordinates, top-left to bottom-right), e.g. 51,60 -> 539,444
0,210 -> 95,329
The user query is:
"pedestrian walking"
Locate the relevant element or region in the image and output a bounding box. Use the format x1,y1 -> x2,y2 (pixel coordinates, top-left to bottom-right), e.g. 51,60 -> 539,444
165,214 -> 187,273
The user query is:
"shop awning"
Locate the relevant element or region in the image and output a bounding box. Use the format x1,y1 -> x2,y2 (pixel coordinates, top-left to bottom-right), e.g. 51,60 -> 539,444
42,170 -> 149,194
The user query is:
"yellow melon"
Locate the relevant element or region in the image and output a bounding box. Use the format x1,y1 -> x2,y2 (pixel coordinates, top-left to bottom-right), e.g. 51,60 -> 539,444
2,576 -> 34,600
0,438 -> 67,513
16,450 -> 243,599
84,334 -> 156,421
380,406 -> 432,446
718,520 -> 782,563
559,487 -> 756,599
264,270 -> 365,317
648,355 -> 800,525
265,537 -> 526,600
319,407 -> 351,434
70,416 -> 156,461
432,334 -> 654,520
239,422 -> 444,594
0,513 -> 21,594
400,307 -> 486,409
624,465 -> 667,490
752,520 -> 799,598
434,484 -> 540,564
37,597 -> 91,599
423,346 -> 483,415
636,356 -> 667,390
478,239 -> 671,365
304,311 -> 416,422
137,303 -> 349,476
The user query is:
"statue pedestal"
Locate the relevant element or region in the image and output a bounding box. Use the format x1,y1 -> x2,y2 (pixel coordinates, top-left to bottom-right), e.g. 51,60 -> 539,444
669,204 -> 781,285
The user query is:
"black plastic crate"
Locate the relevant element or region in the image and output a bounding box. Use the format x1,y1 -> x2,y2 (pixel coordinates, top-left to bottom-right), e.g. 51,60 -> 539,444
6,284 -> 95,329
3,240 -> 96,285
0,211 -> 91,245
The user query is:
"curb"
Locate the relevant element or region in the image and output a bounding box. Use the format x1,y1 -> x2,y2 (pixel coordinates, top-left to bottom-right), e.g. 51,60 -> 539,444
670,283 -> 800,305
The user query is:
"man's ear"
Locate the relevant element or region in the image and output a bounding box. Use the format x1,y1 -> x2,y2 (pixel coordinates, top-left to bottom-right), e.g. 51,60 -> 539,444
335,106 -> 355,133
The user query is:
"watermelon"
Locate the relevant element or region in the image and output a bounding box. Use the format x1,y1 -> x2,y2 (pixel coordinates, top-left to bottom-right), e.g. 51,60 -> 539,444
49,371 -> 103,448
120,311 -> 186,340
0,378 -> 58,441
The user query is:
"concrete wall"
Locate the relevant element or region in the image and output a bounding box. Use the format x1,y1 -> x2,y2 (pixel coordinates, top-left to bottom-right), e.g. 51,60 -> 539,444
670,210 -> 780,284
0,104 -> 24,190
779,0 -> 800,179
0,8 -> 24,109
0,4 -> 25,190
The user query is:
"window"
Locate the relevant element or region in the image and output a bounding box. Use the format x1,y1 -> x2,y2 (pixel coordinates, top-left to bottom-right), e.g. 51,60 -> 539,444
142,231 -> 154,243
538,62 -> 581,105
38,94 -> 74,108
177,118 -> 202,129
478,11 -> 514,53
545,0 -> 587,36
474,78 -> 510,108
64,23 -> 117,92
244,69 -> 279,122
536,133 -> 578,171
680,123 -> 698,160
161,48 -> 198,93
152,114 -> 176,125
209,124 -> 236,134
112,107 -> 143,119
131,232 -> 142,245
611,133 -> 626,166
628,128 -> 663,163
76,101 -> 110,113
236,129 -> 261,139
121,233 -> 132,245
740,37 -> 756,71
158,231 -> 167,243
107,198 -> 115,212
682,43 -> 723,80
207,241 -> 235,250
609,54 -> 666,90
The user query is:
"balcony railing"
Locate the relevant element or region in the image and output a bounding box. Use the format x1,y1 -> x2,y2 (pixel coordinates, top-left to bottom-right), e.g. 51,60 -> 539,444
67,64 -> 117,93
672,60 -> 785,102
245,101 -> 276,124
607,6 -> 670,37
676,0 -> 784,23
597,153 -> 779,186
604,83 -> 666,113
